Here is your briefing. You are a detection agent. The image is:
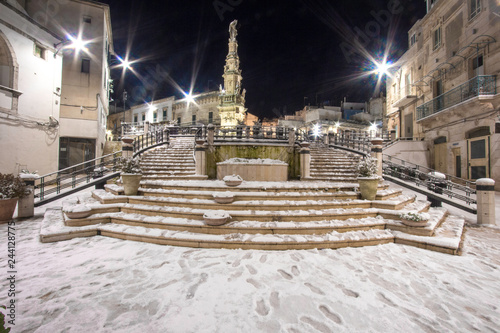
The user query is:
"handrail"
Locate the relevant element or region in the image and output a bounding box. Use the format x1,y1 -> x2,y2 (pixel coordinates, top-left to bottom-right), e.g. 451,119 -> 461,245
329,133 -> 477,212
34,129 -> 168,206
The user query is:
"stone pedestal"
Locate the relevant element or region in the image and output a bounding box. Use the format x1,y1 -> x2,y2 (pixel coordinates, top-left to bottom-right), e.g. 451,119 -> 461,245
163,128 -> 170,145
300,143 -> 311,179
195,142 -> 207,175
370,138 -> 383,178
18,176 -> 36,218
476,178 -> 496,225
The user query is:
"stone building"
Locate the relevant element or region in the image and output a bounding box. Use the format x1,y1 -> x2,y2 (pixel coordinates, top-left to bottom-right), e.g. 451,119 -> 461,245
172,91 -> 220,126
386,0 -> 500,187
0,0 -> 113,174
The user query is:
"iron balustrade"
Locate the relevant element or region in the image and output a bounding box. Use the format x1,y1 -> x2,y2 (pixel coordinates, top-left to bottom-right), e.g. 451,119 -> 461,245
382,154 -> 477,207
34,129 -> 168,206
417,75 -> 497,120
210,125 -> 293,141
34,151 -> 122,204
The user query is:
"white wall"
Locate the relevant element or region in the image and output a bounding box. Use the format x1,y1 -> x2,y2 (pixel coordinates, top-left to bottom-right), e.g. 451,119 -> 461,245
0,3 -> 62,175
383,141 -> 430,168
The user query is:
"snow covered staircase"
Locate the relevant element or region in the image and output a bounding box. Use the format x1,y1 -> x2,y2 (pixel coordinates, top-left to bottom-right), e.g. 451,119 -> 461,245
140,136 -> 207,180
40,180 -> 465,255
308,147 -> 361,182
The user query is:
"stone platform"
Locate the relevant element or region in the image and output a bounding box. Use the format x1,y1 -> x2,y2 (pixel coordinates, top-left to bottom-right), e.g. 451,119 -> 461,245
40,180 -> 465,255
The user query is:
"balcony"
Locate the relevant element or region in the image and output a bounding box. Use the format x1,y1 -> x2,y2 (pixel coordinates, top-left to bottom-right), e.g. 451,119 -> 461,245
416,75 -> 497,120
391,85 -> 417,108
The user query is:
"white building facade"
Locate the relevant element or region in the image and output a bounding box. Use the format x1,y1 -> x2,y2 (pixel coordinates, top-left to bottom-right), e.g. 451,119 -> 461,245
386,0 -> 500,188
0,0 -> 63,174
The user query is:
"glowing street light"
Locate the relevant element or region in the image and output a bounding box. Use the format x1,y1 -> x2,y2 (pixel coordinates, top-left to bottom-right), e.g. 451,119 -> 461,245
53,34 -> 90,57
313,123 -> 322,138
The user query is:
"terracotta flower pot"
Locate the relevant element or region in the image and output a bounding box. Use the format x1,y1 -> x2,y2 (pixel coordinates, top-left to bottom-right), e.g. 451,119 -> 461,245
121,174 -> 142,195
0,198 -> 18,223
401,219 -> 429,227
357,177 -> 380,200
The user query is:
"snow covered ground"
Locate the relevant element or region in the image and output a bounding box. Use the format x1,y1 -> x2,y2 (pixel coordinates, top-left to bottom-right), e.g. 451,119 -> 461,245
1,187 -> 499,332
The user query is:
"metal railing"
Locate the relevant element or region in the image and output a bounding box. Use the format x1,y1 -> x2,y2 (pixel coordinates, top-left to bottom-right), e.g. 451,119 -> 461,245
34,129 -> 168,206
34,151 -> 122,205
417,75 -> 497,120
383,155 -> 477,213
328,134 -> 477,212
211,125 -> 292,141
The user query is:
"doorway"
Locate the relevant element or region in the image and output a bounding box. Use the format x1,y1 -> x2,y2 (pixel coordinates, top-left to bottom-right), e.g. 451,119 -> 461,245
468,135 -> 490,180
59,138 -> 96,171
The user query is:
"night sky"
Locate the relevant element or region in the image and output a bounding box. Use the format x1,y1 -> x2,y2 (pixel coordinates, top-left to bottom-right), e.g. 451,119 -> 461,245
101,0 -> 426,118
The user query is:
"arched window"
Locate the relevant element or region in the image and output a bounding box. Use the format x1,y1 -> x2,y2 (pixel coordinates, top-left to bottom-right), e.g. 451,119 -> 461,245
0,31 -> 16,89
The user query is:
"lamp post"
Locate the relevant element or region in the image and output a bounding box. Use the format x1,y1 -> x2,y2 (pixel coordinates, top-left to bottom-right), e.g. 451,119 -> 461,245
122,90 -> 128,137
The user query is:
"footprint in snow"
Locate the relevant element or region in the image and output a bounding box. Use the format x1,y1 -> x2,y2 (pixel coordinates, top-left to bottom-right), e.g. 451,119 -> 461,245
300,316 -> 332,333
305,282 -> 325,295
319,305 -> 342,324
246,264 -> 257,275
270,291 -> 280,309
255,299 -> 270,316
259,254 -> 267,263
277,269 -> 293,280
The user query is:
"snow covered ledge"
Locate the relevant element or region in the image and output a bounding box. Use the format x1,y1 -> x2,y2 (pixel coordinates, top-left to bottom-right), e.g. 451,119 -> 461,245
217,158 -> 288,181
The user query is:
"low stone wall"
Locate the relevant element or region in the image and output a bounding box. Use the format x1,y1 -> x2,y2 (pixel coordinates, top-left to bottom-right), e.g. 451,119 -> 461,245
217,160 -> 288,181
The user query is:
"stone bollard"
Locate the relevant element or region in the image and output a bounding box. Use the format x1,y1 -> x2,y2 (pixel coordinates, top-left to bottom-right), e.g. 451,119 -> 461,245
163,128 -> 170,145
370,138 -> 383,178
195,139 -> 207,175
144,121 -> 150,134
122,137 -> 134,158
207,124 -> 215,151
328,132 -> 334,146
18,174 -> 37,218
300,142 -> 311,180
288,128 -> 295,147
476,178 -> 496,225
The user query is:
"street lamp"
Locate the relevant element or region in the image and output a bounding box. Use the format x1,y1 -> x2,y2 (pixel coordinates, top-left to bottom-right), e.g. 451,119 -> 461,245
54,35 -> 89,58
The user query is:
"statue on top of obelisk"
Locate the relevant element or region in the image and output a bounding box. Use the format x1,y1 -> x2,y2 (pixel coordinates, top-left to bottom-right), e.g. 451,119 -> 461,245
229,20 -> 238,41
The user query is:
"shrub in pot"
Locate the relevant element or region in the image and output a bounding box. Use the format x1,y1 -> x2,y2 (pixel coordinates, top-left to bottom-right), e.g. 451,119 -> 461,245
356,156 -> 381,200
0,173 -> 29,222
118,157 -> 142,195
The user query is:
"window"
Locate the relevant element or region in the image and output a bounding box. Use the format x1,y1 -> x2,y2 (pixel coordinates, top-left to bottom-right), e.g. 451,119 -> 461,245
153,111 -> 157,123
208,111 -> 213,124
410,33 -> 417,47
81,59 -> 90,73
192,114 -> 196,125
163,108 -> 167,120
470,0 -> 480,19
83,16 -> 92,24
34,44 -> 46,59
134,115 -> 138,123
177,117 -> 181,125
433,27 -> 441,51
142,113 -> 145,122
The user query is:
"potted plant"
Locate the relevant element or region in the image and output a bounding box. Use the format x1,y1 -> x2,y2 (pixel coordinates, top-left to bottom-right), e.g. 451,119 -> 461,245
0,173 -> 29,222
223,174 -> 243,187
118,157 -> 142,195
213,192 -> 235,204
400,211 -> 430,227
203,211 -> 231,226
356,156 -> 381,200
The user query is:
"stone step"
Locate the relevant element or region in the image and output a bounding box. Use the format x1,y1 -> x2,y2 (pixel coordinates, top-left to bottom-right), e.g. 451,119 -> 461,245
132,187 -> 403,202
95,191 -> 414,213
40,205 -> 463,254
137,180 -> 367,193
141,175 -> 208,181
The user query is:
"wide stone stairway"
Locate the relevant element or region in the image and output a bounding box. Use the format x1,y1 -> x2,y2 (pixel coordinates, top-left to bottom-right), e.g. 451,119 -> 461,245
40,141 -> 465,255
140,136 -> 207,181
309,146 -> 361,182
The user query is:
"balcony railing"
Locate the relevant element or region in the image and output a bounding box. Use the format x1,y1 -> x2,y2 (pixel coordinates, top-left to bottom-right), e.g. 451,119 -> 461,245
417,75 -> 496,120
